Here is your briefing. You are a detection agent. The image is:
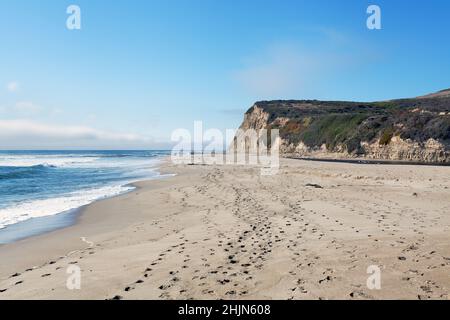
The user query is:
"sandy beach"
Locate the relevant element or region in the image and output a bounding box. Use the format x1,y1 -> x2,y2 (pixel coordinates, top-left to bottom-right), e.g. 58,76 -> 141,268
0,158 -> 449,300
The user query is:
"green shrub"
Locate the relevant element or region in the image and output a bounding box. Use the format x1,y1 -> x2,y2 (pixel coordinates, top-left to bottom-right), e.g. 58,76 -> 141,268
379,127 -> 394,145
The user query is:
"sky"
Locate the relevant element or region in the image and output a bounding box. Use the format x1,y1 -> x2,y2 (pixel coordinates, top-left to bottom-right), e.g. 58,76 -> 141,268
0,0 -> 450,149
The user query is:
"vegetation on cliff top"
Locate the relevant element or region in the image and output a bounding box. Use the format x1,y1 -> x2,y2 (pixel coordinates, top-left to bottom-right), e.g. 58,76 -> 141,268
246,92 -> 450,153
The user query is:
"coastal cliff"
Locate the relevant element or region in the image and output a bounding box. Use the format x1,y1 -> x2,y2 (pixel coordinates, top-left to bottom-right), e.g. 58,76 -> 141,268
236,89 -> 450,163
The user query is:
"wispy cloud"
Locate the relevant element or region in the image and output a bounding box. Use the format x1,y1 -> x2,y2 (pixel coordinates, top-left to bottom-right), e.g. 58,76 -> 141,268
51,107 -> 63,115
0,119 -> 153,148
233,44 -> 318,97
232,30 -> 375,98
14,101 -> 42,115
6,81 -> 19,92
218,108 -> 245,115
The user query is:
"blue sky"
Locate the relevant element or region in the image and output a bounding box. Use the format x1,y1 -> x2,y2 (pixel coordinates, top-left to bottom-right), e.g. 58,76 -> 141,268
0,0 -> 449,149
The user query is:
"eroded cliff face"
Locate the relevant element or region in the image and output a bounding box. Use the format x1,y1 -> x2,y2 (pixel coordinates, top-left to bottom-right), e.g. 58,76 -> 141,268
280,136 -> 450,163
235,92 -> 450,163
362,137 -> 449,163
239,105 -> 270,131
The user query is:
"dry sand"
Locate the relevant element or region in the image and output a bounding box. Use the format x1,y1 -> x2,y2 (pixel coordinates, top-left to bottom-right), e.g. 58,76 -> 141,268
0,158 -> 449,300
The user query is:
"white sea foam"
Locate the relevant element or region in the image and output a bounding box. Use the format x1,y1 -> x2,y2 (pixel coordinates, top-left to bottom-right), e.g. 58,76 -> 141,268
0,184 -> 134,229
0,155 -> 161,170
0,155 -> 100,168
0,152 -> 167,232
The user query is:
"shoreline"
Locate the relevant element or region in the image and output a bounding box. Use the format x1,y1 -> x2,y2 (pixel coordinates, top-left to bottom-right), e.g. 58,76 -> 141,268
1,158 -> 449,299
0,157 -> 173,245
0,159 -> 178,282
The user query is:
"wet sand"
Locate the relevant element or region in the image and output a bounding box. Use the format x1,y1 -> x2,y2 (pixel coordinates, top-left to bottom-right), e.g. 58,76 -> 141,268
0,158 -> 449,299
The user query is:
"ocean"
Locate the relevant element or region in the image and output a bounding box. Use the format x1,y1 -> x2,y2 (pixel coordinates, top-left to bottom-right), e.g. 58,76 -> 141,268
0,150 -> 170,243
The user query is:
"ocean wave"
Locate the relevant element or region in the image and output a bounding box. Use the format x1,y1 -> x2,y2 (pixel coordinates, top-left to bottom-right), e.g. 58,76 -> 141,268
0,155 -> 163,169
0,184 -> 135,229
0,156 -> 101,168
0,151 -> 168,232
0,165 -> 50,180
